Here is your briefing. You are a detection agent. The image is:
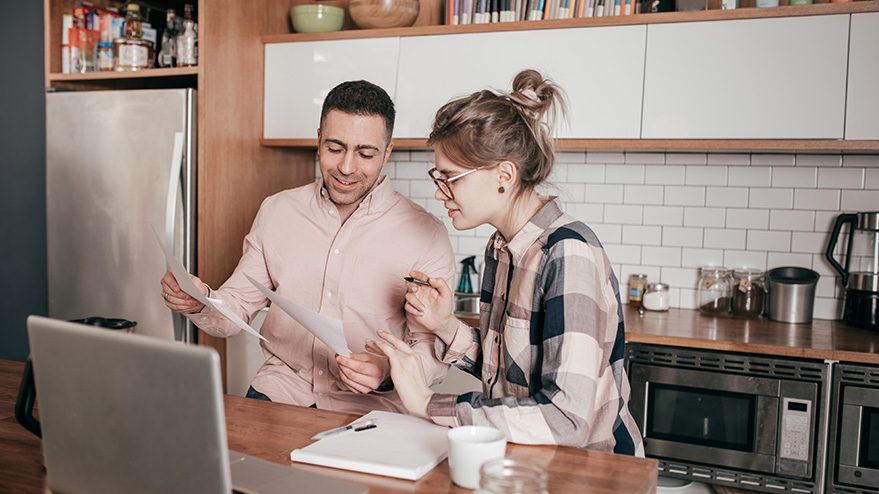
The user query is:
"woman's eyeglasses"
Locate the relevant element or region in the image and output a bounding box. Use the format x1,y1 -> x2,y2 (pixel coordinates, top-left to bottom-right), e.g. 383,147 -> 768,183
428,166 -> 491,200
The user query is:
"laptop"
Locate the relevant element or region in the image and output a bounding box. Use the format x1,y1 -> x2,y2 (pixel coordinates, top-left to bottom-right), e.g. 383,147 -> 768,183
26,315 -> 368,494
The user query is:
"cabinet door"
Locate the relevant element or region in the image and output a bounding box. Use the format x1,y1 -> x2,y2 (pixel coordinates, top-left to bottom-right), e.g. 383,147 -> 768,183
264,38 -> 401,139
845,13 -> 879,140
395,26 -> 647,139
642,15 -> 849,139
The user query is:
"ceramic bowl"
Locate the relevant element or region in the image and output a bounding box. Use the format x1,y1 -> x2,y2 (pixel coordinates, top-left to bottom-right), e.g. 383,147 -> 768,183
290,4 -> 345,33
348,0 -> 420,29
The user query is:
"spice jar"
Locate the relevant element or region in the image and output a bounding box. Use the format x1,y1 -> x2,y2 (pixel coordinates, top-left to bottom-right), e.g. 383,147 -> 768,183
643,283 -> 670,311
628,274 -> 648,308
698,266 -> 732,315
731,269 -> 765,317
476,458 -> 548,494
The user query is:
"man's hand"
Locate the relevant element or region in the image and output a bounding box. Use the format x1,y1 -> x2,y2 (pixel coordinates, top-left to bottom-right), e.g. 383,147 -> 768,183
160,270 -> 207,314
336,351 -> 391,394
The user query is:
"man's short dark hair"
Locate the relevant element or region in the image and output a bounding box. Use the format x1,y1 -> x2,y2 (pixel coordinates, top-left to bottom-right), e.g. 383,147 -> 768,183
320,80 -> 395,145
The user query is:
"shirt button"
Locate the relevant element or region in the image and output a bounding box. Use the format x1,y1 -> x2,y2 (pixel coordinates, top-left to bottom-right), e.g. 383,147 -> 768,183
326,291 -> 332,297
318,370 -> 324,376
318,392 -> 324,396
334,249 -> 340,254
328,209 -> 334,215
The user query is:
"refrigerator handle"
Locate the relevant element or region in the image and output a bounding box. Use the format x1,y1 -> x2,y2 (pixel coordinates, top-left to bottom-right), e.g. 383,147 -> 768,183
164,132 -> 185,250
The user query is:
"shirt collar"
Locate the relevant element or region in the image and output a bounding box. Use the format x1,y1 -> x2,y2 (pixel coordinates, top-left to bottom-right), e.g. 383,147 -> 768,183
495,197 -> 562,265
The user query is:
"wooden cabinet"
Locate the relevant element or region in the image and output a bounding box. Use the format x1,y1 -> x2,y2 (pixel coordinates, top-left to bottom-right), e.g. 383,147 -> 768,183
264,38 -> 401,140
641,14 -> 849,139
845,12 -> 879,140
394,26 -> 646,139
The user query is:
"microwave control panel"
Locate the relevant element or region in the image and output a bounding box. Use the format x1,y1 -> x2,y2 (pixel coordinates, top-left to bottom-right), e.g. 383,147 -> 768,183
780,397 -> 812,464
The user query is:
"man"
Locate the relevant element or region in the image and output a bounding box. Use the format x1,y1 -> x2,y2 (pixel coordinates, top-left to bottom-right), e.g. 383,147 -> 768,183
161,80 -> 456,414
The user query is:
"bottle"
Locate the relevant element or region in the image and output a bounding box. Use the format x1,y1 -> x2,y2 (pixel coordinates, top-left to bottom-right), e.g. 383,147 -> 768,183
113,3 -> 154,71
177,4 -> 197,67
731,269 -> 765,318
628,274 -> 648,308
698,266 -> 733,316
158,9 -> 177,68
643,283 -> 670,311
476,458 -> 548,494
97,41 -> 115,71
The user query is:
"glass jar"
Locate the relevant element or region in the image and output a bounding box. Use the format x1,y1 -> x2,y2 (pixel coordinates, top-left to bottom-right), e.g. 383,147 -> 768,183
628,274 -> 648,308
731,269 -> 765,317
643,283 -> 670,311
476,458 -> 548,494
698,266 -> 732,315
97,42 -> 115,71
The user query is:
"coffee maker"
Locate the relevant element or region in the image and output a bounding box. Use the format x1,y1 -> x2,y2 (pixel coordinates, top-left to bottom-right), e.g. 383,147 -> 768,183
825,212 -> 879,330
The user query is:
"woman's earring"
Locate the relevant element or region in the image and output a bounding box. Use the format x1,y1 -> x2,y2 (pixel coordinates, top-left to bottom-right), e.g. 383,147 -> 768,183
498,186 -> 505,194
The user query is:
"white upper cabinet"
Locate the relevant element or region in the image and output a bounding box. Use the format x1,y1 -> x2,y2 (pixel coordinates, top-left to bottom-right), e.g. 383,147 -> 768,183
641,15 -> 849,139
845,13 -> 879,140
394,26 -> 647,139
264,38 -> 401,139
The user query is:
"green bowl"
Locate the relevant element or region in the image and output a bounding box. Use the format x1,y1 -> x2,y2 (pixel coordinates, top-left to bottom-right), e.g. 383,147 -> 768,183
291,4 -> 345,33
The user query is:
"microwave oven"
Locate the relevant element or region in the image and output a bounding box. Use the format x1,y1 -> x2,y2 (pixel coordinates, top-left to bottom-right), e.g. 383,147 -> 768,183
627,343 -> 830,494
826,362 -> 879,494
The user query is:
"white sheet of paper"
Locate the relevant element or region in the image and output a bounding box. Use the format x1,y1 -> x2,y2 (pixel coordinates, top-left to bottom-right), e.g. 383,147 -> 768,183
243,273 -> 351,356
152,228 -> 267,342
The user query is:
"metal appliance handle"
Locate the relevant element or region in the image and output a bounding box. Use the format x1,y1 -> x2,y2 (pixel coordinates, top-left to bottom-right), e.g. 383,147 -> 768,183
14,358 -> 41,438
825,213 -> 858,288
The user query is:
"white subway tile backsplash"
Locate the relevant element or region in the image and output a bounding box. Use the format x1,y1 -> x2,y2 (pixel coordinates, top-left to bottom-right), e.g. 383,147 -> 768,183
409,151 -> 433,162
814,298 -> 844,320
642,246 -> 682,266
747,230 -> 792,252
726,208 -> 769,229
841,190 -> 879,211
556,182 -> 585,202
590,223 -> 622,244
752,154 -> 795,167
664,186 -> 705,206
586,151 -> 625,164
605,165 -> 645,184
686,166 -> 728,186
395,161 -> 429,179
458,236 -> 489,257
605,244 -> 642,265
678,288 -> 698,310
409,179 -> 439,198
706,187 -> 748,208
567,164 -> 605,183
728,167 -> 772,187
791,232 -> 829,254
666,153 -> 707,165
683,207 -> 726,228
818,168 -> 864,189
723,250 -> 768,270
769,210 -> 815,232
794,189 -> 840,211
866,169 -> 879,189
566,203 -> 604,223
604,204 -> 643,224
843,155 -> 879,168
625,152 -> 665,165
707,153 -> 750,166
680,248 -> 724,268
772,167 -> 818,188
620,265 -> 661,283
750,188 -> 793,209
795,154 -> 842,168
584,184 -> 624,204
556,151 -> 586,164
816,277 -> 842,299
390,179 -> 411,196
623,185 -> 664,205
658,267 -> 700,289
644,206 -> 684,226
546,163 -> 567,184
474,224 -> 496,237
704,228 -> 746,250
622,225 -> 662,246
767,252 -> 813,269
646,165 -> 686,185
662,227 -> 703,248
388,150 -> 411,162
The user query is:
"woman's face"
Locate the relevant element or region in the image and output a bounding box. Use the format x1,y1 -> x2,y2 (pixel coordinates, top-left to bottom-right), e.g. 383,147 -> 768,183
432,147 -> 501,231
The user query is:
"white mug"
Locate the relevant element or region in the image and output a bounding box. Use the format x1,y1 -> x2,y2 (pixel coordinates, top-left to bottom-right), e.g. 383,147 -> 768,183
447,426 -> 507,489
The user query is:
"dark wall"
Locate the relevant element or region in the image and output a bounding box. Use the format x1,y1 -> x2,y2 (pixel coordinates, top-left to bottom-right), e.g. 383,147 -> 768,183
0,0 -> 47,361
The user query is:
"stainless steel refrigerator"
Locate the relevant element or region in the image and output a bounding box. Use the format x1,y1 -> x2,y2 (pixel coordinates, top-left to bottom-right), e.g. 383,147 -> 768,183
46,89 -> 196,341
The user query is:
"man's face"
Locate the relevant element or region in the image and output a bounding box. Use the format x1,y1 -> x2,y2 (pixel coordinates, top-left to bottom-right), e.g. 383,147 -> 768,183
318,110 -> 393,215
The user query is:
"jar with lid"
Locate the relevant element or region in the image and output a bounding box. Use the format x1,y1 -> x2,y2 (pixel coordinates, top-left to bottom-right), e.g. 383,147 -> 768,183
731,269 -> 765,317
643,283 -> 670,311
476,458 -> 548,494
628,274 -> 648,308
698,266 -> 733,315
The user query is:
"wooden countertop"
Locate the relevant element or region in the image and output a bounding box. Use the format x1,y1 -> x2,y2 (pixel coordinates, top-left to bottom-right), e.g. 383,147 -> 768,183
0,359 -> 658,494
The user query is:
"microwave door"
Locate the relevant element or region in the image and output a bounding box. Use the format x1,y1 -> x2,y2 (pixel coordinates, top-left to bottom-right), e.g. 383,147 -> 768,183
837,386 -> 879,487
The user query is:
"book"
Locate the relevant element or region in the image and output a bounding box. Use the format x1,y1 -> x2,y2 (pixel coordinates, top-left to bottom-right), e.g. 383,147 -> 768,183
290,410 -> 451,481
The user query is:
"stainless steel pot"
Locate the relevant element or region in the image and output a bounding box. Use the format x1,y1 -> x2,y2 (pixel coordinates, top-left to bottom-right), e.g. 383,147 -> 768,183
766,267 -> 820,324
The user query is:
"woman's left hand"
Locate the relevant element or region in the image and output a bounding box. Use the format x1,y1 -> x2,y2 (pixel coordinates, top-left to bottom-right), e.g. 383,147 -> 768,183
366,331 -> 434,419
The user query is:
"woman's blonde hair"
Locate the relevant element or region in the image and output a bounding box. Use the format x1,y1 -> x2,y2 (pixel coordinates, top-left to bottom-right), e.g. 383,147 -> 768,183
427,69 -> 567,194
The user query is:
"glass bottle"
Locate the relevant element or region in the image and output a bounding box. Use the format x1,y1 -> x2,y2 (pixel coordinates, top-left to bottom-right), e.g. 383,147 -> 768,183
158,9 -> 177,68
731,269 -> 765,318
113,3 -> 154,71
97,42 -> 115,71
698,266 -> 732,315
476,458 -> 548,494
628,274 -> 648,308
177,4 -> 197,67
643,283 -> 670,311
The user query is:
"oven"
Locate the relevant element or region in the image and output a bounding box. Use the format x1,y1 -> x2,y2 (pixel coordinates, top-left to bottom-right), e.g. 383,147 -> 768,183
626,343 -> 830,494
826,362 -> 879,494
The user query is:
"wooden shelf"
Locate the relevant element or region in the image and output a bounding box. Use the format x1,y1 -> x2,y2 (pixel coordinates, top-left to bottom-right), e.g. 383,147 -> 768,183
261,2 -> 879,44
47,66 -> 199,82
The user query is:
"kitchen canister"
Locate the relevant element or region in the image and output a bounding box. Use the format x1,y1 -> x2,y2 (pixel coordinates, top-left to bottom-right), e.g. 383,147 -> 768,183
643,283 -> 670,311
765,267 -> 820,324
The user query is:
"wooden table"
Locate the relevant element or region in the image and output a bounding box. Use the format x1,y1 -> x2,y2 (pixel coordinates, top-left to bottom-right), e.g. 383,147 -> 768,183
0,359 -> 658,494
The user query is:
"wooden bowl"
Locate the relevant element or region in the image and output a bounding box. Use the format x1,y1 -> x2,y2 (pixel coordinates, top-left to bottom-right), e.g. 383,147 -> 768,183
348,0 -> 420,29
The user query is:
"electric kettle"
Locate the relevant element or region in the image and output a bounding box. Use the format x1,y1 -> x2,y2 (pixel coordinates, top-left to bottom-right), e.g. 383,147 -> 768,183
825,212 -> 879,330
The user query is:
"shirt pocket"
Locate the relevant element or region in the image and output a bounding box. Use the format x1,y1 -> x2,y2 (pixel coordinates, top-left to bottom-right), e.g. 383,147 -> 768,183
497,315 -> 533,393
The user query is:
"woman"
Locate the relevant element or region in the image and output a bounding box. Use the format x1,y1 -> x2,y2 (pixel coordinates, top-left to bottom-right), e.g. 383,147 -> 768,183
369,69 -> 644,455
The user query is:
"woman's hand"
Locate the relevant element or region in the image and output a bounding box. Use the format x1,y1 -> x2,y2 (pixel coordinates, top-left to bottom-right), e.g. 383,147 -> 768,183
404,270 -> 458,345
366,331 -> 434,419
160,270 -> 207,314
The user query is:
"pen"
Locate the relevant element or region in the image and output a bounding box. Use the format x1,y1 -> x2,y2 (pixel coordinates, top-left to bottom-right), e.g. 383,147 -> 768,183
311,418 -> 378,440
403,276 -> 431,287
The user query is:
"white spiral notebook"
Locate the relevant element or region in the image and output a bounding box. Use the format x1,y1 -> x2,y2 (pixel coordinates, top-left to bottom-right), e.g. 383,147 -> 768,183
290,410 -> 450,481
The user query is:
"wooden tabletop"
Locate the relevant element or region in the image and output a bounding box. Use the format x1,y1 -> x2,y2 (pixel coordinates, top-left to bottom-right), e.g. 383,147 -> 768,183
0,359 -> 658,494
